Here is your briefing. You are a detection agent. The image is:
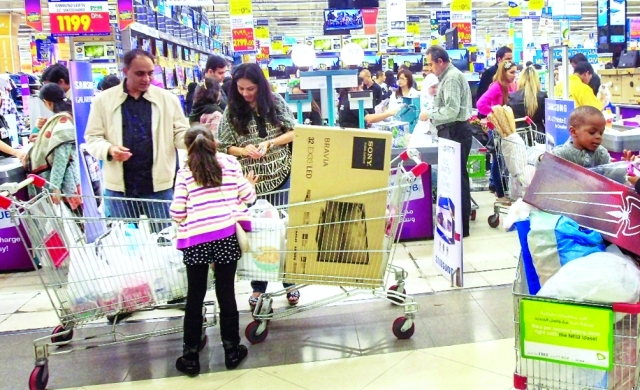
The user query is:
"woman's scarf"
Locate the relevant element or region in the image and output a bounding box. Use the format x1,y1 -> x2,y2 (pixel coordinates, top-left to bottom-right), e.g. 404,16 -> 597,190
26,112 -> 75,174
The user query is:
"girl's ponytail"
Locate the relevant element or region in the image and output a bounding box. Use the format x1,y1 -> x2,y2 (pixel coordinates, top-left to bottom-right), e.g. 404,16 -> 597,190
185,126 -> 223,188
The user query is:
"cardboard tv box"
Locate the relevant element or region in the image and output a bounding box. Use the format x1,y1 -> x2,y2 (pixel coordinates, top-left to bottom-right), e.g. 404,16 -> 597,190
284,125 -> 393,287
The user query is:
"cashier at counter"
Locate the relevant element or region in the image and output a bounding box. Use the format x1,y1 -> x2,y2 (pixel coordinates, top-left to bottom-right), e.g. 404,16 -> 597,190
0,116 -> 24,159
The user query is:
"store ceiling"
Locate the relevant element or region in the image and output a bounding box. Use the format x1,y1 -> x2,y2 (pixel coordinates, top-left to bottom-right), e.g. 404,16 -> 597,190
2,0 -> 640,45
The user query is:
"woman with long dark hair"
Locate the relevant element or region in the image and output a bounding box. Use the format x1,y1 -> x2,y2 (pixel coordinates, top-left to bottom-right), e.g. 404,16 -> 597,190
292,85 -> 323,125
184,82 -> 198,115
24,83 -> 81,210
216,63 -> 300,309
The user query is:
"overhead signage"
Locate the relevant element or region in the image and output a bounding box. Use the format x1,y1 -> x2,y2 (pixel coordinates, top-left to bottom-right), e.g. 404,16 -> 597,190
550,0 -> 582,20
48,0 -> 111,36
24,0 -> 43,31
387,0 -> 407,32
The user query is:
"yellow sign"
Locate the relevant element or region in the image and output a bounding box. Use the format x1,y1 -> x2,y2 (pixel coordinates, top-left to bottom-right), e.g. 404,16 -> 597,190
272,39 -> 283,52
450,0 -> 471,12
529,0 -> 544,11
255,25 -> 269,39
229,0 -> 252,16
509,4 -> 521,18
407,21 -> 420,36
0,15 -> 10,36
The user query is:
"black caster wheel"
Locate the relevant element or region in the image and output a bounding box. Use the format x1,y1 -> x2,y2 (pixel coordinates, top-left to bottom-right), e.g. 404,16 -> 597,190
245,321 -> 269,344
51,325 -> 73,344
488,214 -> 500,228
470,209 -> 477,221
392,317 -> 415,340
387,285 -> 407,304
28,364 -> 48,390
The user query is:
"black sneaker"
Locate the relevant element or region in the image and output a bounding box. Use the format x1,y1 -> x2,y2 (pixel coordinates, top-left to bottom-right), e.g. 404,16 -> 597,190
225,344 -> 248,370
176,344 -> 200,376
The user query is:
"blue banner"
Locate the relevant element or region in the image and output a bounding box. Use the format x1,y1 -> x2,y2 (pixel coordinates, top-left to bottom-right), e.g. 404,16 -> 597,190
545,98 -> 574,152
69,61 -> 105,242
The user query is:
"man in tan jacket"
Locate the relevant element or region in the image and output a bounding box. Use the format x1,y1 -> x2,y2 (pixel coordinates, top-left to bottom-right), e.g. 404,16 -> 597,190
85,49 -> 189,226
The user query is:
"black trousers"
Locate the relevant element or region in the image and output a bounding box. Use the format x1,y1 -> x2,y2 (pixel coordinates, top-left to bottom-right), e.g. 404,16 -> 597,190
184,261 -> 240,348
438,121 -> 473,236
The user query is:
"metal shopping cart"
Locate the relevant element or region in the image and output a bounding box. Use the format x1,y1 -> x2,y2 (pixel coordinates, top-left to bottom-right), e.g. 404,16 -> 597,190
512,258 -> 640,389
486,118 -> 546,228
467,136 -> 490,221
236,149 -> 429,344
0,176 -> 216,390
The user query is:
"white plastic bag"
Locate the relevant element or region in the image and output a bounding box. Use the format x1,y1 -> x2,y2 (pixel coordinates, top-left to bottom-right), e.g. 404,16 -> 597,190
141,226 -> 188,303
408,120 -> 435,147
538,246 -> 640,304
237,201 -> 288,282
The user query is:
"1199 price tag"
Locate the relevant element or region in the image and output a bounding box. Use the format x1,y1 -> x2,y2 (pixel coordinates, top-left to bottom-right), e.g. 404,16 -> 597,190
50,12 -> 111,36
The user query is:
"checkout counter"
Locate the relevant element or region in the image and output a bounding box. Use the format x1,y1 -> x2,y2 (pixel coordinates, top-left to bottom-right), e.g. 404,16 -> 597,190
0,157 -> 34,272
604,118 -> 640,160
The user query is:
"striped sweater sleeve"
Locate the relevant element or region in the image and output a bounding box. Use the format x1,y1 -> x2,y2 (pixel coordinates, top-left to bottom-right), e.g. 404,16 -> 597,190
232,157 -> 257,204
170,170 -> 188,222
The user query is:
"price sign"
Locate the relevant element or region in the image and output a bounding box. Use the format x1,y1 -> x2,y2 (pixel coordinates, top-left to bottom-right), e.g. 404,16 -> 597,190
232,28 -> 255,52
529,0 -> 544,11
451,21 -> 471,44
48,0 -> 111,36
450,0 -> 471,12
255,25 -> 269,39
229,0 -> 252,16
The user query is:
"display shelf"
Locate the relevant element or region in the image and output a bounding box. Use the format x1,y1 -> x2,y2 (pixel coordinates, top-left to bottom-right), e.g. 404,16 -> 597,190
129,22 -> 232,61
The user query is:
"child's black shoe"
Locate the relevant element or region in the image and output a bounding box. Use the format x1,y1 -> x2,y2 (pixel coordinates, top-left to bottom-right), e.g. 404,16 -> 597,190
176,344 -> 200,376
224,344 -> 248,370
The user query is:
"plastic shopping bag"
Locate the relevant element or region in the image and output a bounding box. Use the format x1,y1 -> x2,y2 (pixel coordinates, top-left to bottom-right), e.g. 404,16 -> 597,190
554,216 -> 605,265
237,201 -> 287,282
538,245 -> 640,305
141,226 -> 189,303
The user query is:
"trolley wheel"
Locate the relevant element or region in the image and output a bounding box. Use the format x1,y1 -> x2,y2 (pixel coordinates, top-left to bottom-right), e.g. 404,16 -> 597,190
488,214 -> 500,228
51,325 -> 73,344
470,209 -> 477,221
245,321 -> 269,344
392,317 -> 415,340
28,365 -> 48,390
387,285 -> 406,304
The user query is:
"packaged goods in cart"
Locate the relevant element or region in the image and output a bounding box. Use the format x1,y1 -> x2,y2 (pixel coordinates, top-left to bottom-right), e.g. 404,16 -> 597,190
375,121 -> 410,148
286,125 -> 392,287
525,153 -> 640,256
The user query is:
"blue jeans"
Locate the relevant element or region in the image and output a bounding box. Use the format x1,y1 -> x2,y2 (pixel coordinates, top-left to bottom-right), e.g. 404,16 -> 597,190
104,188 -> 173,232
490,155 -> 505,198
253,175 -> 293,293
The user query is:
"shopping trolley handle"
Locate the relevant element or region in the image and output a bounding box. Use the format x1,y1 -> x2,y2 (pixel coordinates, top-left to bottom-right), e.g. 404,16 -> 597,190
0,175 -> 46,209
612,302 -> 640,314
398,149 -> 429,178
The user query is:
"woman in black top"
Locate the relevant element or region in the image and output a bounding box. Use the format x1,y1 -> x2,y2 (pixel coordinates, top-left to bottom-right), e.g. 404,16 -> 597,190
507,66 -> 546,132
292,86 -> 323,125
185,82 -> 197,115
338,78 -> 372,128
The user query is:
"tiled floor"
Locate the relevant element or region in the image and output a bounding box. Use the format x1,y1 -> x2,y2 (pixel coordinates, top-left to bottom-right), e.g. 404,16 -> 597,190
0,190 -> 523,389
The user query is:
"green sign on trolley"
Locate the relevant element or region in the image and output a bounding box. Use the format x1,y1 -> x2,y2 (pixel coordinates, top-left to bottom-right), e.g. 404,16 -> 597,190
520,299 -> 614,371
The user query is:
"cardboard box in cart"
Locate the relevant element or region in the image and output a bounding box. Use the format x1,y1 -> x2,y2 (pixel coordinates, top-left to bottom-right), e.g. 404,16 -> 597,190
284,125 -> 392,287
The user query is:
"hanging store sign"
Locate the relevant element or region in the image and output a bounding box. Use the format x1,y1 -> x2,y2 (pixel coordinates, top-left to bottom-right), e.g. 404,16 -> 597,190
549,0 -> 582,20
362,8 -> 379,35
229,0 -> 254,52
117,0 -> 134,30
387,0 -> 407,32
450,0 -> 471,46
48,0 -> 111,36
232,27 -> 255,52
24,0 -> 43,31
407,15 -> 420,37
451,21 -> 471,44
255,19 -> 270,61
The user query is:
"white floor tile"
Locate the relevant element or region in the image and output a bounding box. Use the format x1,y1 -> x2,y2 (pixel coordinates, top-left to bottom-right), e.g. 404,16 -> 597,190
0,310 -> 59,332
0,291 -> 39,315
218,369 -> 305,390
481,269 -> 518,286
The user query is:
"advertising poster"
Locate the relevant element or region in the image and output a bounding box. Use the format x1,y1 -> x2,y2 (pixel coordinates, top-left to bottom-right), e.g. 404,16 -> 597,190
117,0 -> 134,30
433,138 -> 463,286
69,61 -> 105,242
24,0 -> 43,31
0,207 -> 32,270
387,0 -> 407,32
48,0 -> 111,37
520,299 -> 613,370
431,10 -> 450,45
390,165 -> 433,240
545,98 -> 574,151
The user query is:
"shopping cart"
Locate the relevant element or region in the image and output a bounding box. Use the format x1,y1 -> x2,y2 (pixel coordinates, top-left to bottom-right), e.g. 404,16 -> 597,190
237,149 -> 429,344
467,136 -> 489,221
487,117 -> 546,228
512,258 -> 640,389
0,175 -> 216,390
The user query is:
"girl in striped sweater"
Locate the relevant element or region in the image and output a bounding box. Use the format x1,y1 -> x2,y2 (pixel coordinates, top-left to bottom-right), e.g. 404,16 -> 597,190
170,125 -> 257,375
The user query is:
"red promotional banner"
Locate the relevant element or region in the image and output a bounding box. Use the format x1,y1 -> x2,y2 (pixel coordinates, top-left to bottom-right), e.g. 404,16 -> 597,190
451,21 -> 471,45
24,0 -> 43,31
256,46 -> 270,61
50,12 -> 112,36
232,27 -> 255,52
362,8 -> 379,35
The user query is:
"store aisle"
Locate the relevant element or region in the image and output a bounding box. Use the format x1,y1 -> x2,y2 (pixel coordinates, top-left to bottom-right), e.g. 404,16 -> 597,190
61,338 -> 516,390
